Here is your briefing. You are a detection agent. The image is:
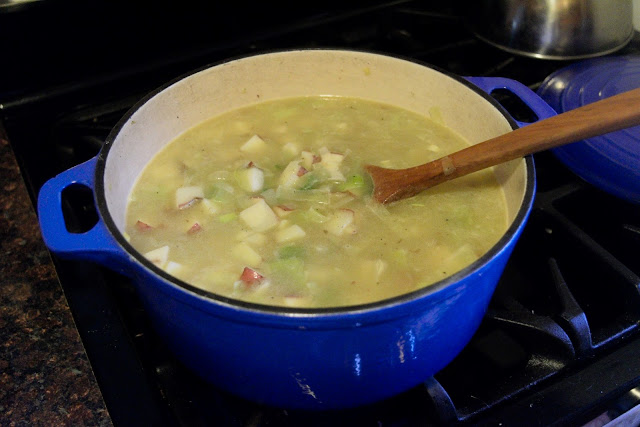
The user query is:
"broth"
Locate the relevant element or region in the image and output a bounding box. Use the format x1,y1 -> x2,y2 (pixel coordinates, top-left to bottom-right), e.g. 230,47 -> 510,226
125,96 -> 508,307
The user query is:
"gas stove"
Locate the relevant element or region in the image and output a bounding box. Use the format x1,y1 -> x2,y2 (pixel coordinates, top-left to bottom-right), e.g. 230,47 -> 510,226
3,2 -> 640,425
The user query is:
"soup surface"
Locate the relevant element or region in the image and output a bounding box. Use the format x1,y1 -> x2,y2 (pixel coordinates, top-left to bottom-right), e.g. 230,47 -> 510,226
125,96 -> 508,308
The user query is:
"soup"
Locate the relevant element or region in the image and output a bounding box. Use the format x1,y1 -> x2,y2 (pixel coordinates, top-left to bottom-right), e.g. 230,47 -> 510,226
125,96 -> 508,308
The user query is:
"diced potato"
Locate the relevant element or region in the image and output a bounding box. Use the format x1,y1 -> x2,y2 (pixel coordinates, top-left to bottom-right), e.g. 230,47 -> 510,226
176,186 -> 204,209
144,246 -> 169,268
278,219 -> 291,229
282,142 -> 300,158
275,224 -> 306,243
240,134 -> 266,153
235,230 -> 267,247
279,160 -> 302,188
239,198 -> 279,232
232,242 -> 263,266
236,166 -> 264,193
165,261 -> 184,276
300,150 -> 315,170
317,147 -> 345,182
245,233 -> 267,247
324,209 -> 356,236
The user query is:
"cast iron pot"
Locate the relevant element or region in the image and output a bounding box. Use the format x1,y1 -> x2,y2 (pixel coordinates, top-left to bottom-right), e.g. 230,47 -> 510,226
37,49 -> 556,410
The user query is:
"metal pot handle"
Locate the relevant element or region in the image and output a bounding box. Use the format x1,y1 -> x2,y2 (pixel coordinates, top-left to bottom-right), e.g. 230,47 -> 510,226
37,156 -> 132,276
465,76 -> 557,128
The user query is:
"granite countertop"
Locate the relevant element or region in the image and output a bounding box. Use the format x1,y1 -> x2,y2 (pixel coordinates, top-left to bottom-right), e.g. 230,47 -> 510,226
0,127 -> 112,425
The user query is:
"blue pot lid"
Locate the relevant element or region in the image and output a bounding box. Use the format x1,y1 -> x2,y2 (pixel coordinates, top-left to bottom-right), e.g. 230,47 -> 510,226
537,55 -> 640,204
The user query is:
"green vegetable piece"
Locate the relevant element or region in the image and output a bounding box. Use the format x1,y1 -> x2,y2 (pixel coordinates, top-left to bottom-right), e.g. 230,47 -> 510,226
278,246 -> 305,259
336,173 -> 371,197
276,186 -> 330,204
217,213 -> 237,223
298,172 -> 322,190
206,182 -> 234,203
300,207 -> 329,224
269,257 -> 305,287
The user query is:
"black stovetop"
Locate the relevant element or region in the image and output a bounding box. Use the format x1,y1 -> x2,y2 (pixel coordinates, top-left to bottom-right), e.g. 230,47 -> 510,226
3,2 -> 640,426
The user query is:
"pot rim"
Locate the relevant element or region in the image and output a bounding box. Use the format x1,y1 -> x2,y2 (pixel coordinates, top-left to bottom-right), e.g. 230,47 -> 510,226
95,47 -> 536,318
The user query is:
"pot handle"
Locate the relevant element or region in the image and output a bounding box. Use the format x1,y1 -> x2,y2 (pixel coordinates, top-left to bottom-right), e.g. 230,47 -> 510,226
465,76 -> 557,128
37,156 -> 132,276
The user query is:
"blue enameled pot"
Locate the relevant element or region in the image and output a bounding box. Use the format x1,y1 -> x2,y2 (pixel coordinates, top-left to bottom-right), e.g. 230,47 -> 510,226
36,50 -> 555,410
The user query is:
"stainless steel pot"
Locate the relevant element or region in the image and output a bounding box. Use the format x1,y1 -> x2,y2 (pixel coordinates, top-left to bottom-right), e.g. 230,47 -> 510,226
468,0 -> 634,60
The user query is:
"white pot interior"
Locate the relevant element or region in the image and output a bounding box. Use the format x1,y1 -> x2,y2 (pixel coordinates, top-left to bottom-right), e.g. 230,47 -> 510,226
104,49 -> 525,235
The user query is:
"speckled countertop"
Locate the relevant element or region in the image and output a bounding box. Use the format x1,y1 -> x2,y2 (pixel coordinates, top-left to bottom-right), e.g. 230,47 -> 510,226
0,127 -> 111,425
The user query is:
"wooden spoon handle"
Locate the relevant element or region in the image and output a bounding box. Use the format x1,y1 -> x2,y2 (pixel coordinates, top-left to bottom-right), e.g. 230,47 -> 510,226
446,86 -> 640,178
371,87 -> 640,203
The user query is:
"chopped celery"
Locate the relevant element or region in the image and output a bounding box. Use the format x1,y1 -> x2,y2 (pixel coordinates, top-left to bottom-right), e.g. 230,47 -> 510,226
278,246 -> 306,259
298,171 -> 323,190
336,173 -> 372,197
260,188 -> 278,206
218,213 -> 237,223
205,182 -> 235,203
269,257 -> 305,287
294,207 -> 329,224
329,192 -> 356,208
337,174 -> 364,190
276,186 -> 330,204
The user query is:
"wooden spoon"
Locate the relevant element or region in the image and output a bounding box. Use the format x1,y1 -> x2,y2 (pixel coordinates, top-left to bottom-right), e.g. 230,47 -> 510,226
366,87 -> 640,204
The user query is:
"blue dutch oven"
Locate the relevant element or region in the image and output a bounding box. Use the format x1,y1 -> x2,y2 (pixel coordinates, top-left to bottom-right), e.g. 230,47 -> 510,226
537,55 -> 640,204
36,50 -> 556,410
